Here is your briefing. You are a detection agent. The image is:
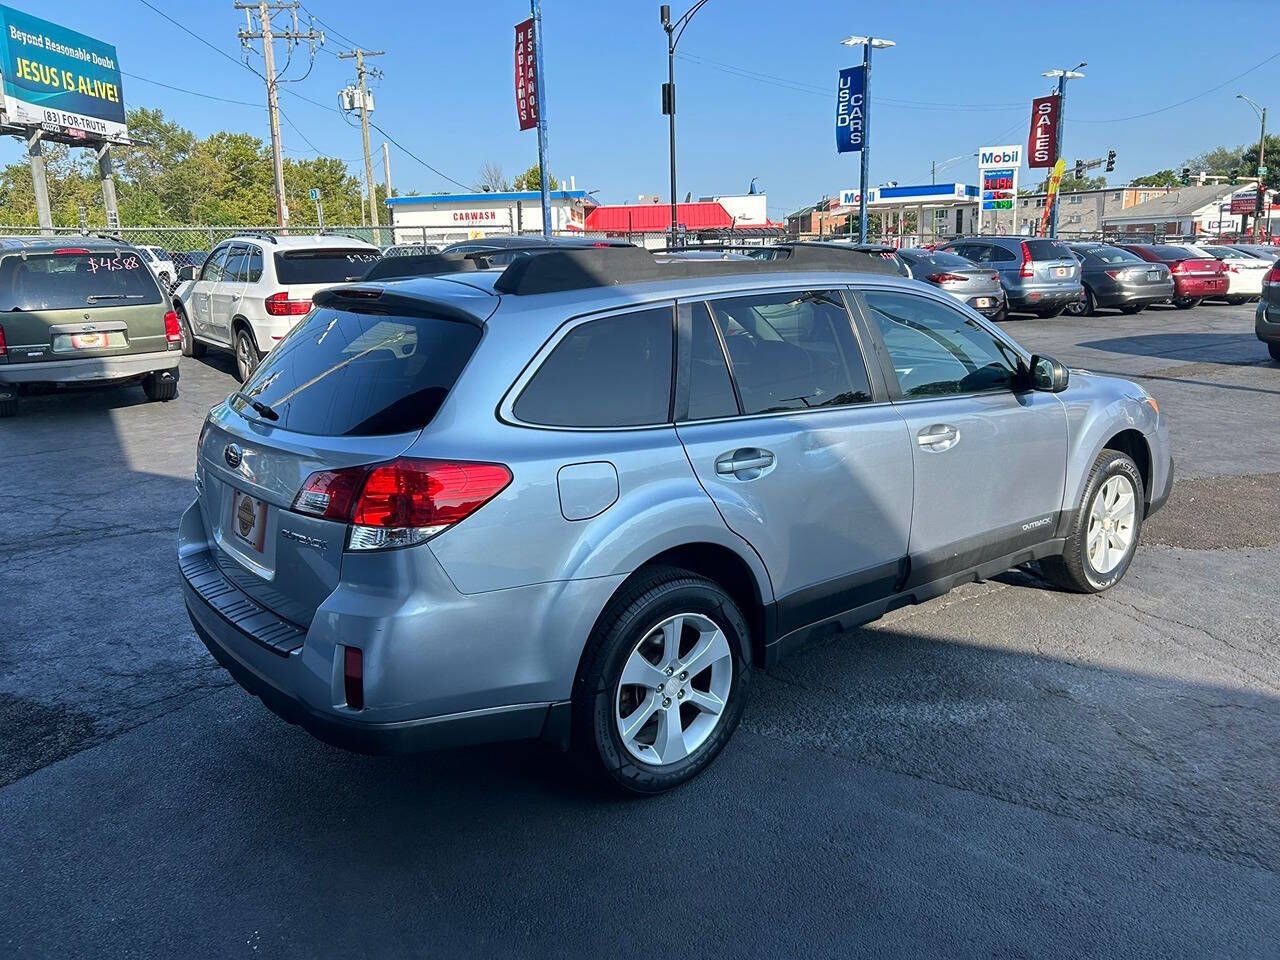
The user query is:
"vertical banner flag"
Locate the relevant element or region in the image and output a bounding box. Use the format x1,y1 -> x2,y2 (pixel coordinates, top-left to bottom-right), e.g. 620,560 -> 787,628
1039,157 -> 1066,236
835,66 -> 865,154
514,18 -> 537,131
1027,94 -> 1059,169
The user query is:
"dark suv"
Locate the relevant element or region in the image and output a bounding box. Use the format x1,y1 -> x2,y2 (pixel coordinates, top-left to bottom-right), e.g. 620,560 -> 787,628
0,238 -> 181,417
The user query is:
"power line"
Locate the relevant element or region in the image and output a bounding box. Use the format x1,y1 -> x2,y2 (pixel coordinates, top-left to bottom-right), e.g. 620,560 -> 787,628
123,71 -> 263,108
1074,50 -> 1280,123
133,0 -> 264,79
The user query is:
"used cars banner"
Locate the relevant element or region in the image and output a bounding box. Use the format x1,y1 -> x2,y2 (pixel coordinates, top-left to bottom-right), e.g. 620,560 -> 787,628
0,4 -> 126,140
835,66 -> 865,154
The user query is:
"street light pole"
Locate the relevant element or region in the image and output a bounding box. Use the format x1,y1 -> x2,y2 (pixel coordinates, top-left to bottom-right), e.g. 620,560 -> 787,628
661,2 -> 710,248
841,34 -> 895,244
1042,62 -> 1086,240
1238,95 -> 1267,240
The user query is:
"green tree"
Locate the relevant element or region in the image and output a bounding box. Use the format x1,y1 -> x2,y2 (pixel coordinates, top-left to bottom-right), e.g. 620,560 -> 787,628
511,163 -> 558,192
1033,173 -> 1107,193
1131,169 -> 1180,188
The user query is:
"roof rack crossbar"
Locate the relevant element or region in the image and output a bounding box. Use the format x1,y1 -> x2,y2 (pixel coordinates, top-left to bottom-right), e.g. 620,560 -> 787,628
493,245 -> 899,296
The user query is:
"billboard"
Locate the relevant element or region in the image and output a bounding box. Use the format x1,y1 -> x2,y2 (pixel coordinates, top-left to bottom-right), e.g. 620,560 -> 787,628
1027,94 -> 1059,169
979,144 -> 1021,212
514,17 -> 537,132
835,66 -> 865,154
0,5 -> 126,139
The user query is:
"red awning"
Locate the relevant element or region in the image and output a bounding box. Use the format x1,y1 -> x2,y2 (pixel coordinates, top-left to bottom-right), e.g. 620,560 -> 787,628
585,202 -> 734,232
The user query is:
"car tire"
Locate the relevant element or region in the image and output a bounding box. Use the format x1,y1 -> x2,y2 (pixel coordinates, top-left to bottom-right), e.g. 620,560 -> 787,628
1268,342 -> 1280,362
1119,303 -> 1146,315
0,388 -> 17,418
1172,296 -> 1200,309
1040,450 -> 1145,594
142,369 -> 179,402
571,565 -> 751,795
176,304 -> 206,358
233,325 -> 262,383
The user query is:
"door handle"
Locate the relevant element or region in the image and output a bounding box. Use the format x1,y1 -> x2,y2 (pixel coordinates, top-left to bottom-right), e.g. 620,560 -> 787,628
916,424 -> 960,449
715,448 -> 775,476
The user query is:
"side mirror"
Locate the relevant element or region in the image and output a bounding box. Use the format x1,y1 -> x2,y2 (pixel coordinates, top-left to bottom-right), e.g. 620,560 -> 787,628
177,265 -> 197,282
1029,354 -> 1069,392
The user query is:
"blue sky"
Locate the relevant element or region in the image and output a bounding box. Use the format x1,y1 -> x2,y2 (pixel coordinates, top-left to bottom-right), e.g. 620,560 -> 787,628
4,0 -> 1280,219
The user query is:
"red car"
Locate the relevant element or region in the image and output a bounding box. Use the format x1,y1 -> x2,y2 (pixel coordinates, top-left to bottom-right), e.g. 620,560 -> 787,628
1114,243 -> 1226,309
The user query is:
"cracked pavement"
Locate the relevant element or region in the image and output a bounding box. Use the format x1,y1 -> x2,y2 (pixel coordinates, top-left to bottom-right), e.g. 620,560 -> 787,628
1,305 -> 1277,958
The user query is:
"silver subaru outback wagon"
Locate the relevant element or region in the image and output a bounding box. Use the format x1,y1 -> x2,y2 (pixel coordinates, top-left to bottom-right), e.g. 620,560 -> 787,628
179,245 -> 1172,794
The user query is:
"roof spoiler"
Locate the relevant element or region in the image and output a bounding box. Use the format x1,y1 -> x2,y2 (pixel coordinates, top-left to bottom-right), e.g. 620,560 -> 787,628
493,244 -> 899,295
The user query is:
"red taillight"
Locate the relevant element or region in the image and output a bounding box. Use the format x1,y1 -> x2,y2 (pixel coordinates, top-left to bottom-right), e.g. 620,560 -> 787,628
1170,260 -> 1186,273
343,646 -> 364,710
163,309 -> 181,343
1019,241 -> 1034,278
1104,269 -> 1124,279
1264,264 -> 1280,285
264,291 -> 311,316
292,458 -> 512,549
926,272 -> 969,283
54,247 -> 90,255
0,324 -> 6,357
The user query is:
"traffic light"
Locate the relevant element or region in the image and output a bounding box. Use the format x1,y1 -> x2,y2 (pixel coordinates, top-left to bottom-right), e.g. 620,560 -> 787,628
1073,159 -> 1084,181
1230,170 -> 1239,185
1180,166 -> 1191,185
1105,150 -> 1116,173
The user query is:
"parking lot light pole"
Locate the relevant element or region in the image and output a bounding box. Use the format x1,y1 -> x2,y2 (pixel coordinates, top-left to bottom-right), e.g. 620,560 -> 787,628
661,1 -> 711,248
1236,94 -> 1267,239
1041,62 -> 1086,239
842,35 -> 895,244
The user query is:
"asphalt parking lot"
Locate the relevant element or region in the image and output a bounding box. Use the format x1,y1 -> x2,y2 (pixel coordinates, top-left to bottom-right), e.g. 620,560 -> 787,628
2,301 -> 1278,958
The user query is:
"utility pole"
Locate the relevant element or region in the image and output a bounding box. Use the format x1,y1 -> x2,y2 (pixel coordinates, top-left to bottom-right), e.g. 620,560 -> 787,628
237,1 -> 322,232
339,48 -> 385,244
382,141 -> 393,198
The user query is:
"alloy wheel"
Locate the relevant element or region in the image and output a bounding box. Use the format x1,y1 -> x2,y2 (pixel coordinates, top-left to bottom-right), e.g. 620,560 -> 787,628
235,332 -> 256,381
1087,475 -> 1136,575
613,612 -> 733,765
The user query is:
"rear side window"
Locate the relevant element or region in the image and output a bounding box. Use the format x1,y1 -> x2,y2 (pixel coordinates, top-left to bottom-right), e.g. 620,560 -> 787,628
1084,246 -> 1144,265
235,307 -> 481,436
707,289 -> 871,415
686,305 -> 739,420
515,307 -> 674,427
1148,245 -> 1195,261
1023,239 -> 1074,260
273,249 -> 381,284
0,251 -> 161,311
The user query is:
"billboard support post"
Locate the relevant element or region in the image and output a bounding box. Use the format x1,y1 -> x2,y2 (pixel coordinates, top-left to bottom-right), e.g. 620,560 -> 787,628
26,131 -> 52,235
97,145 -> 119,231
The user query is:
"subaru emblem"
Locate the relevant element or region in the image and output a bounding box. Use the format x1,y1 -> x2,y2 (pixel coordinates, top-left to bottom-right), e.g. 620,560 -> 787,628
224,443 -> 243,468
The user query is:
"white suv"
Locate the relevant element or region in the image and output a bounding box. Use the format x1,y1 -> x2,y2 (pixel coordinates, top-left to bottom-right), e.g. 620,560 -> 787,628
172,234 -> 380,381
137,245 -> 177,290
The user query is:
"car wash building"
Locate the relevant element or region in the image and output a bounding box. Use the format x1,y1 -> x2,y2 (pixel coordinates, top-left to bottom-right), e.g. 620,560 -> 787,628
385,189 -> 597,245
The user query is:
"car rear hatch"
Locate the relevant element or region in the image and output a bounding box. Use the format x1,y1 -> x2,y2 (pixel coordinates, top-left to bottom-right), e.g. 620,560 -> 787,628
194,289 -> 487,628
267,247 -> 383,311
0,247 -> 168,365
1022,239 -> 1079,285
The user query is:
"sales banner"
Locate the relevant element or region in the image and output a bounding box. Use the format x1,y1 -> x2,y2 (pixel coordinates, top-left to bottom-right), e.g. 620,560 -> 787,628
514,17 -> 537,132
835,65 -> 865,154
1027,94 -> 1059,169
0,4 -> 126,139
1039,157 -> 1066,236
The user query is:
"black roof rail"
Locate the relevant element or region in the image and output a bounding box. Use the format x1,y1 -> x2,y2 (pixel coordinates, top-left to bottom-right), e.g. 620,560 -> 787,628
493,244 -> 899,296
231,231 -> 279,244
363,253 -> 481,281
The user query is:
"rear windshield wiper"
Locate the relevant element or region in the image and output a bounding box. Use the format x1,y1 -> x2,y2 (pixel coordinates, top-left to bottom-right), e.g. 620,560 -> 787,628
230,390 -> 280,421
86,294 -> 145,302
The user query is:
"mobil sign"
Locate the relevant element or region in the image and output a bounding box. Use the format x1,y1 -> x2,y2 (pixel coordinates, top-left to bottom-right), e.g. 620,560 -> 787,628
978,145 -> 1022,169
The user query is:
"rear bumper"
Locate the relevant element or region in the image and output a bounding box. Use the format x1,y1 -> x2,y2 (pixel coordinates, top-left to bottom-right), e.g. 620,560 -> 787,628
0,348 -> 178,384
1092,278 -> 1174,307
1256,300 -> 1280,343
1172,277 -> 1225,298
1007,285 -> 1084,310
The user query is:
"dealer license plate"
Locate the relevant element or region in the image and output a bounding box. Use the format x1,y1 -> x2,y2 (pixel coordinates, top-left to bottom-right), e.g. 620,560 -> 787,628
1053,267 -> 1069,278
1147,270 -> 1160,281
974,297 -> 992,308
231,491 -> 267,553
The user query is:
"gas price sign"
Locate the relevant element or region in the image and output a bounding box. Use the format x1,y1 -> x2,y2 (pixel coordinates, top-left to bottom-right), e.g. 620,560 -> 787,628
982,168 -> 1016,210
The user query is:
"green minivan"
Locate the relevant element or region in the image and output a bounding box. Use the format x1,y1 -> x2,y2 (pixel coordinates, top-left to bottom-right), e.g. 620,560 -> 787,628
0,237 -> 182,417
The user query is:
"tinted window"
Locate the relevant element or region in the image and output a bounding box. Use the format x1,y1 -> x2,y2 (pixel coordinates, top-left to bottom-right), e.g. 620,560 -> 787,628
909,250 -> 974,270
515,307 -> 674,427
864,291 -> 1020,397
1023,239 -> 1072,260
1081,245 -> 1144,265
989,244 -> 1018,262
225,245 -> 263,283
235,307 -> 480,436
1148,245 -> 1196,261
0,251 -> 161,311
273,249 -> 381,284
223,245 -> 251,283
708,290 -> 871,415
201,246 -> 231,282
686,304 -> 739,420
